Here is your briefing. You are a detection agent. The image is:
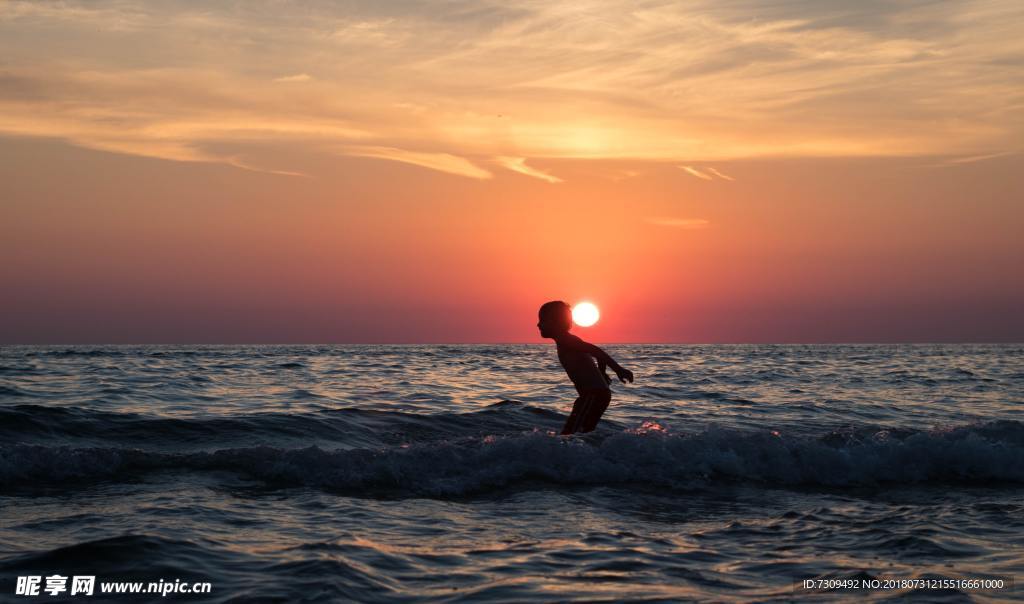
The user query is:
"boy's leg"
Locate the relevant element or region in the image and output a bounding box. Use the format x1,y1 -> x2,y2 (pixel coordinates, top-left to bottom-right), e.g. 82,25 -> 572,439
561,390 -> 609,435
579,389 -> 611,433
561,395 -> 588,435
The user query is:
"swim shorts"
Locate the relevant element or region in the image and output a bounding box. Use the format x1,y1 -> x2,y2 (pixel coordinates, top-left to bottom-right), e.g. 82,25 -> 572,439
561,388 -> 611,435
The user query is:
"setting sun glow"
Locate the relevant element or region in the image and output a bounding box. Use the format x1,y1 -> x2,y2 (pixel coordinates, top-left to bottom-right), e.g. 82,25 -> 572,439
572,302 -> 600,327
0,2 -> 1021,344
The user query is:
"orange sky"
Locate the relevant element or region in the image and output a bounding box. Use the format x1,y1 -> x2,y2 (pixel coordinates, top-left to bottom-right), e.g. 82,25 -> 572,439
1,1 -> 1022,343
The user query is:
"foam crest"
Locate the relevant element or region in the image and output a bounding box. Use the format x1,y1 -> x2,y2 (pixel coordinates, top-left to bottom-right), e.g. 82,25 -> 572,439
2,421 -> 1022,496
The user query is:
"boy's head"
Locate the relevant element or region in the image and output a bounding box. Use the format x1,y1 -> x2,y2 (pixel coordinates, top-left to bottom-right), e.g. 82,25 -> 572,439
537,300 -> 572,338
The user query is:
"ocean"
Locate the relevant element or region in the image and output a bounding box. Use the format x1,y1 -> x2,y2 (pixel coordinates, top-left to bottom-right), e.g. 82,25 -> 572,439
1,344 -> 1022,602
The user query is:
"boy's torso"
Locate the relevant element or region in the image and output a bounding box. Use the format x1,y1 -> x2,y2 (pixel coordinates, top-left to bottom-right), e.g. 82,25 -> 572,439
555,341 -> 610,393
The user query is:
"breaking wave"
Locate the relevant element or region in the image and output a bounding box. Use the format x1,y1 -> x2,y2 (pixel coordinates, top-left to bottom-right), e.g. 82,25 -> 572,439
3,420 -> 1022,496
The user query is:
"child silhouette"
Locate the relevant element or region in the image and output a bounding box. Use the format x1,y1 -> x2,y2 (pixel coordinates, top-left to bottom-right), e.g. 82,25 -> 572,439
537,301 -> 634,435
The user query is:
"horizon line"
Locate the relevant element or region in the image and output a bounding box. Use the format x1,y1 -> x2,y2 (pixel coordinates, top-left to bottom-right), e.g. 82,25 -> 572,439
2,341 -> 1021,347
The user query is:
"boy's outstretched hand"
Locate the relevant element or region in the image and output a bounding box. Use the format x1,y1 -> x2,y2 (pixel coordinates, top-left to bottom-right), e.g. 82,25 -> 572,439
615,367 -> 634,384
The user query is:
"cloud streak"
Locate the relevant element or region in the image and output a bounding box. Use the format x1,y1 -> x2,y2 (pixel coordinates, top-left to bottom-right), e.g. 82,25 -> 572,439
0,0 -> 1020,176
345,146 -> 492,179
680,166 -> 735,181
680,166 -> 714,180
495,156 -> 562,183
707,167 -> 735,181
931,150 -> 1019,166
273,73 -> 312,83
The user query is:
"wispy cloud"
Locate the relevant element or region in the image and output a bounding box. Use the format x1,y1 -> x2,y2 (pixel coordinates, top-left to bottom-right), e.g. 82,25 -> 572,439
0,67 -> 374,172
930,150 -> 1019,167
707,167 -> 735,181
225,158 -> 307,177
273,73 -> 312,83
0,0 -> 148,29
680,166 -> 714,180
681,165 -> 735,181
646,217 -> 710,228
344,146 -> 492,179
0,0 -> 1021,174
495,156 -> 562,183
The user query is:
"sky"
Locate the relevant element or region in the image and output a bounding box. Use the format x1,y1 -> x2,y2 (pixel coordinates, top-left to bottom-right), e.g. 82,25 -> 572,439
1,0 -> 1022,343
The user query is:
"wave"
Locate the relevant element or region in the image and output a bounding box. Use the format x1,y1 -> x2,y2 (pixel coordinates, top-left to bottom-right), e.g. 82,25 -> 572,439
0,402 -> 569,450
2,420 -> 1022,496
0,534 -> 226,574
20,348 -> 128,357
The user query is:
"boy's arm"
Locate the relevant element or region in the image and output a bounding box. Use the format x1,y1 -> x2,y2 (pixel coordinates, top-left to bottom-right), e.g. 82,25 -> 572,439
597,358 -> 612,385
563,335 -> 634,383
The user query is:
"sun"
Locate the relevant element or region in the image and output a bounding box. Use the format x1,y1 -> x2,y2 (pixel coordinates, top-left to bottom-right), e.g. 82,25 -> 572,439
572,301 -> 600,327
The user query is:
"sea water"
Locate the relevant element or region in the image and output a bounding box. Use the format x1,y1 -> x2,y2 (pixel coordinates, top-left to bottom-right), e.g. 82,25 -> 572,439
1,344 -> 1022,602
